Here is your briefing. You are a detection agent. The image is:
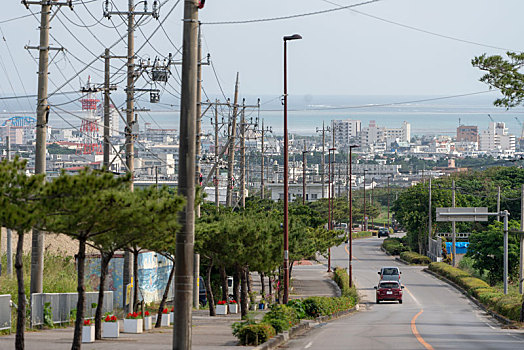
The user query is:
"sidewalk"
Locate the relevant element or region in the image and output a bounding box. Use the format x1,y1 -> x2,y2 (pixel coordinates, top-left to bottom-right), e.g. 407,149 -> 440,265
0,262 -> 337,349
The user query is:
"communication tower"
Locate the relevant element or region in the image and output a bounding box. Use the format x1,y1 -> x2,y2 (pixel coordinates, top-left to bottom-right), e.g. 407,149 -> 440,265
77,77 -> 103,155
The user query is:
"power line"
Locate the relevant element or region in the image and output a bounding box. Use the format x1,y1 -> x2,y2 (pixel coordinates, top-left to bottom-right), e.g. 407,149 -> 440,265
0,12 -> 38,25
320,0 -> 520,52
260,89 -> 499,112
201,0 -> 380,25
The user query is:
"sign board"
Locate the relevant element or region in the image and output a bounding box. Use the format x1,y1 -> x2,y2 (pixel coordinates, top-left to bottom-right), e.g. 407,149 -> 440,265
436,207 -> 488,222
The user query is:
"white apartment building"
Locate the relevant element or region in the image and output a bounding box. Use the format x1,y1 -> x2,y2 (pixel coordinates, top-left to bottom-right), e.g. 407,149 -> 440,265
332,119 -> 361,146
479,122 -> 515,153
360,120 -> 411,151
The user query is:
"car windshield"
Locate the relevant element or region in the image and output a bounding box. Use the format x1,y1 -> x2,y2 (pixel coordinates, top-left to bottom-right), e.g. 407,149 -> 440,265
380,282 -> 399,289
382,268 -> 399,275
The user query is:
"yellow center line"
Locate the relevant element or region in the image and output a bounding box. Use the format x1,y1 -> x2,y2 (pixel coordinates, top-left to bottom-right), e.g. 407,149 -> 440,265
411,309 -> 434,350
344,244 -> 359,261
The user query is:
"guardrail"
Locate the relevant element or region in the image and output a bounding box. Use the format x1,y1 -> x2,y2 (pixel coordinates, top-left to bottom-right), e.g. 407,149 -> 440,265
31,291 -> 113,327
0,294 -> 11,331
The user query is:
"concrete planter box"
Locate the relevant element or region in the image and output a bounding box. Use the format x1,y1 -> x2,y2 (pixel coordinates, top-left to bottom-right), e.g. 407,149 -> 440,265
124,318 -> 143,333
159,313 -> 170,327
144,315 -> 153,330
228,303 -> 238,314
82,325 -> 95,343
102,321 -> 119,338
216,304 -> 227,315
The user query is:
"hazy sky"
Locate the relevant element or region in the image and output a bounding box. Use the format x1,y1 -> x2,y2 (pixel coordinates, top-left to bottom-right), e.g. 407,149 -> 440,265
1,0 -> 523,112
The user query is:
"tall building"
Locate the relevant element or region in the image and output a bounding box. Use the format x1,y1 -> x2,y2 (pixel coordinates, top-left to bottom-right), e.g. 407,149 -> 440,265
360,120 -> 410,150
332,119 -> 361,146
479,122 -> 515,153
457,125 -> 478,143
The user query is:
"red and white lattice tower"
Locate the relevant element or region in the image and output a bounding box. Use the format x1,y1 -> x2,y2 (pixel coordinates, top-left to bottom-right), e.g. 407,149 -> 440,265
77,76 -> 103,155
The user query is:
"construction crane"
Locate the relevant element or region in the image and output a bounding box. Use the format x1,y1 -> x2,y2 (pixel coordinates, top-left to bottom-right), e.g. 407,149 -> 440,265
514,117 -> 524,139
488,114 -> 495,122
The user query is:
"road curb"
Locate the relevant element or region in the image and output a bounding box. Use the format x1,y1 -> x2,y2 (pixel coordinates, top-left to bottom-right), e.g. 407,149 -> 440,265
423,268 -> 517,327
252,306 -> 358,350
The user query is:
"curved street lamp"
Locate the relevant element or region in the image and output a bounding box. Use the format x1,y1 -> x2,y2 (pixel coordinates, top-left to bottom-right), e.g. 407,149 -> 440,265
283,33 -> 302,305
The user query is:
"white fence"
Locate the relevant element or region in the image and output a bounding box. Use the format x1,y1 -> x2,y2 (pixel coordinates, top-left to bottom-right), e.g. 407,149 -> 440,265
0,294 -> 11,331
31,291 -> 113,327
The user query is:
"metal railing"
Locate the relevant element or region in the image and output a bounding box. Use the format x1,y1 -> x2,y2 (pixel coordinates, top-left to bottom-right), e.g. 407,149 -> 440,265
0,295 -> 11,331
31,291 -> 113,327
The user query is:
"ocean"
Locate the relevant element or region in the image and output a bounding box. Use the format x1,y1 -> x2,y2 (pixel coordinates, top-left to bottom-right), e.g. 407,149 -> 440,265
5,93 -> 524,137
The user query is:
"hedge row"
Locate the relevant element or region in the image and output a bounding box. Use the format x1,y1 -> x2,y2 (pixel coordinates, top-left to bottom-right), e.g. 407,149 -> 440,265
382,237 -> 409,255
429,262 -> 523,322
353,231 -> 373,239
232,269 -> 359,346
400,251 -> 431,265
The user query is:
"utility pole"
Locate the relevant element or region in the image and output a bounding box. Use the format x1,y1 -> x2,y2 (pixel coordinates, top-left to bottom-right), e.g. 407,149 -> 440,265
174,0 -> 199,347
240,100 -> 246,208
371,178 -> 374,230
387,176 -> 391,230
428,177 -> 432,254
316,122 -> 328,199
260,120 -> 266,199
520,184 -> 524,295
452,180 -> 456,267
214,101 -> 219,209
23,0 -> 71,297
327,148 -> 332,272
104,0 -> 159,314
6,135 -> 12,277
302,142 -> 307,204
363,169 -> 366,231
226,73 -> 240,207
497,186 -> 501,222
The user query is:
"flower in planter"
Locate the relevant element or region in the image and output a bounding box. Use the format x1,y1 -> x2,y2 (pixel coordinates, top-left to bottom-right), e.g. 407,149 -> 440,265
162,308 -> 169,314
217,300 -> 227,305
229,300 -> 237,304
170,307 -> 174,312
104,315 -> 118,322
126,312 -> 142,319
83,319 -> 92,326
144,311 -> 150,317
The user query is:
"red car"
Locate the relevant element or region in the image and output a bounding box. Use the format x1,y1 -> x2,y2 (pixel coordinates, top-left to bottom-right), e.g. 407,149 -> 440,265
374,281 -> 403,304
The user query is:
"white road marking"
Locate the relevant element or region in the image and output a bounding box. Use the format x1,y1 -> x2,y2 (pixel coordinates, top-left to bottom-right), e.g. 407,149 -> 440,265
304,341 -> 313,349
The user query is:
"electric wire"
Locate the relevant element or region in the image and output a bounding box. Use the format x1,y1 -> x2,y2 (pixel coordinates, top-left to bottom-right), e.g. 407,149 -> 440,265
320,0 -> 520,52
201,0 -> 380,25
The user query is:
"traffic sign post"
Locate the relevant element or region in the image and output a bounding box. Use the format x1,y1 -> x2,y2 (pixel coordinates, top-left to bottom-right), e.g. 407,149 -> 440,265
436,207 -> 510,295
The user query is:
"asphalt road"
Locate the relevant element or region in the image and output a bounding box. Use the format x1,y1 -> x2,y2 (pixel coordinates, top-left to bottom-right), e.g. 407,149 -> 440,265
283,235 -> 524,350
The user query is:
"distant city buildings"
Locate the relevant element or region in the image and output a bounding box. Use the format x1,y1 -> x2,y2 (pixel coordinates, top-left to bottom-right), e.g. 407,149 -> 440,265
456,125 -> 478,143
332,119 -> 361,146
479,122 -> 515,155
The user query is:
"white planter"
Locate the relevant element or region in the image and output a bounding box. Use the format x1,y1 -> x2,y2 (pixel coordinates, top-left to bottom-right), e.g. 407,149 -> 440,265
82,325 -> 95,343
144,316 -> 153,330
124,318 -> 143,333
228,303 -> 238,314
169,312 -> 174,324
216,304 -> 227,315
160,313 -> 170,327
102,322 -> 119,338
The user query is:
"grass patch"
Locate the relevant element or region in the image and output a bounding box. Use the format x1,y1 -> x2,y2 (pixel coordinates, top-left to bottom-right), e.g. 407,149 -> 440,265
400,251 -> 431,265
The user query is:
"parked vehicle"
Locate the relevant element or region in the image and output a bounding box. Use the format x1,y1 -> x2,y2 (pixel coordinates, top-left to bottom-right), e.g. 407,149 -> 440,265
199,276 -> 207,306
377,227 -> 390,238
378,266 -> 401,282
375,280 -> 404,304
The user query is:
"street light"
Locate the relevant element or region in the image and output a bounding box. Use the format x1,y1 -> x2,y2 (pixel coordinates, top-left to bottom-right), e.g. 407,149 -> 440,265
348,145 -> 358,287
283,33 -> 302,305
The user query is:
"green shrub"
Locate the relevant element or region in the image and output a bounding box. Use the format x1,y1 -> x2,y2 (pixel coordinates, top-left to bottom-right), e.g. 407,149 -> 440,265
333,268 -> 358,301
302,296 -> 355,318
400,251 -> 431,265
262,304 -> 299,333
382,238 -> 409,255
287,299 -> 306,319
234,323 -> 276,346
429,262 -> 522,321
